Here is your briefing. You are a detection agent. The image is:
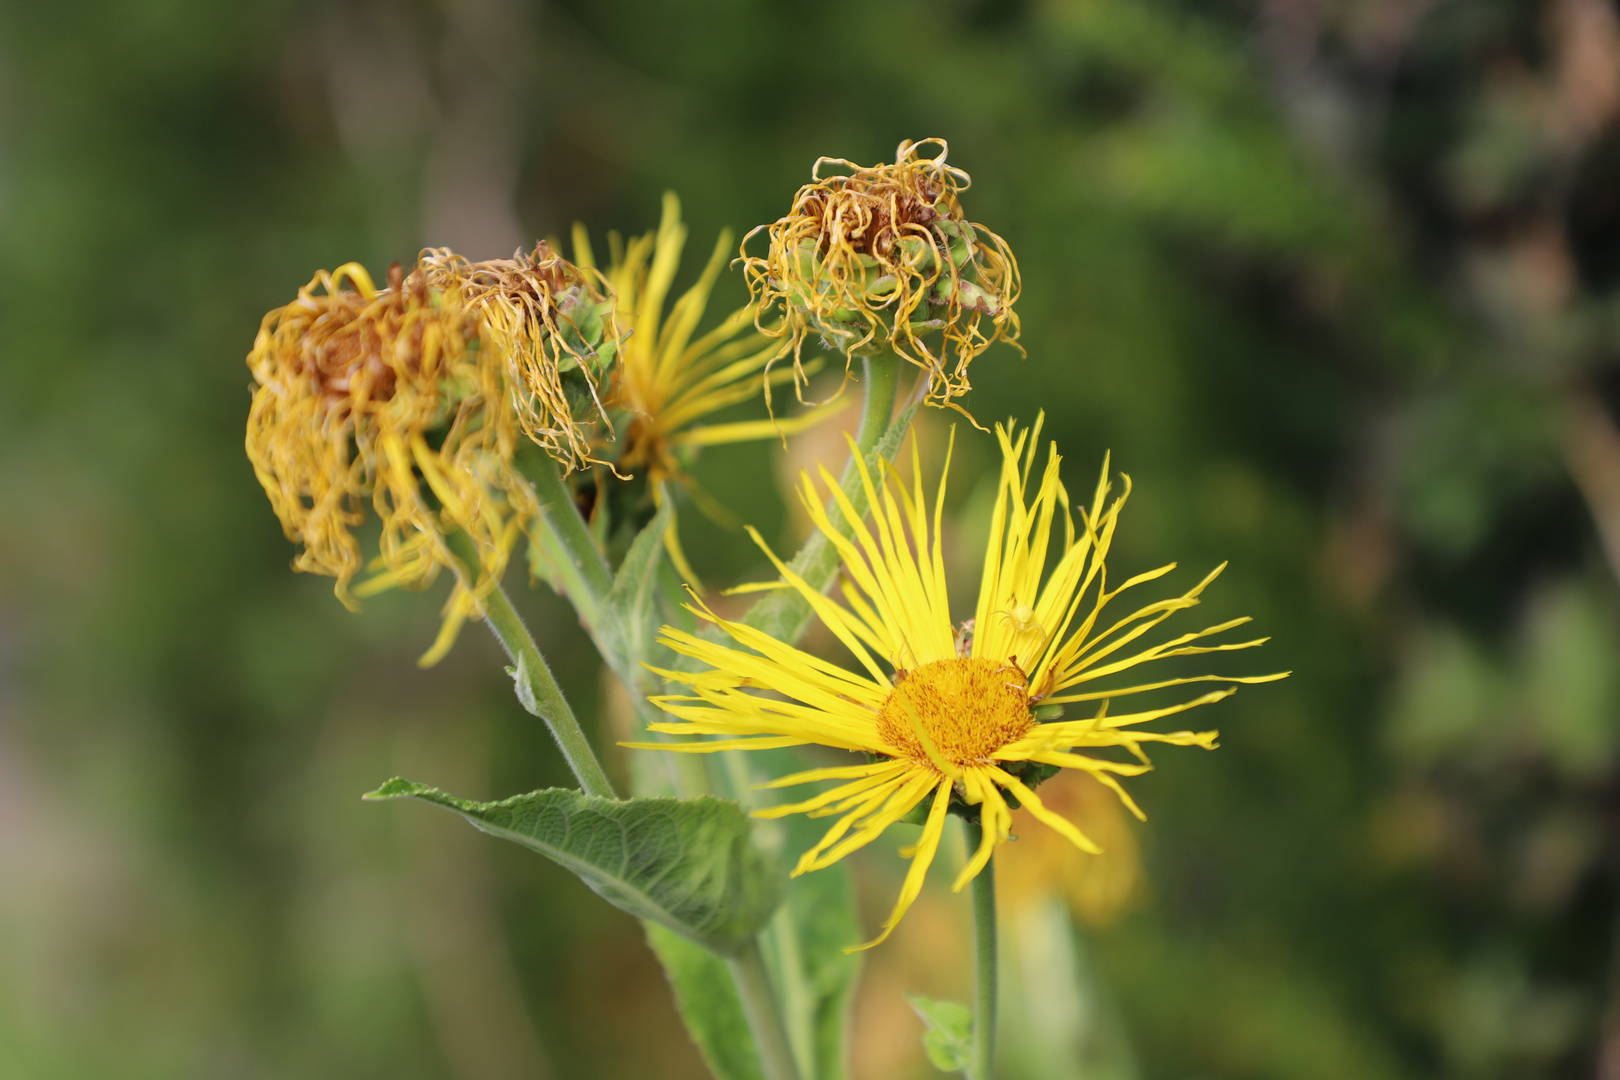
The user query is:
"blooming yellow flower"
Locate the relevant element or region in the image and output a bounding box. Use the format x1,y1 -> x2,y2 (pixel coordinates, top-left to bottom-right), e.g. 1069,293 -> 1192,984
740,138 -> 1020,417
573,192 -> 844,579
630,416 -> 1286,949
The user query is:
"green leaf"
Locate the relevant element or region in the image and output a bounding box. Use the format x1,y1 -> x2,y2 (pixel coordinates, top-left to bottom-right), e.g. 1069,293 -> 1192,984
365,780 -> 782,955
600,496 -> 674,680
765,807 -> 864,1080
645,924 -> 765,1080
906,994 -> 974,1074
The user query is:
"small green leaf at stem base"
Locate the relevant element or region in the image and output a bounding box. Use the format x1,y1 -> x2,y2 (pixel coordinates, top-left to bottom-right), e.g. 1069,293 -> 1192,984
907,994 -> 974,1074
365,780 -> 783,955
506,655 -> 541,715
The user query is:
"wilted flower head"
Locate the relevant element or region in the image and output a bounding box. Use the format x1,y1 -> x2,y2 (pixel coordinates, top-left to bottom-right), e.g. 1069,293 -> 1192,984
420,241 -> 619,473
245,258 -> 541,662
741,137 -> 1020,415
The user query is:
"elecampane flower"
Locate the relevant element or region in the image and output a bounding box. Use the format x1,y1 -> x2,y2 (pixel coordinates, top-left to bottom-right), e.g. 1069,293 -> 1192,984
740,137 -> 1020,417
631,417 -> 1286,949
246,249 -> 611,665
245,261 -> 532,619
574,192 -> 844,579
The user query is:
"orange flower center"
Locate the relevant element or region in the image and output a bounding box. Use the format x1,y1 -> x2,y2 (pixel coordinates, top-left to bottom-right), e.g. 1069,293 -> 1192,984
876,656 -> 1035,770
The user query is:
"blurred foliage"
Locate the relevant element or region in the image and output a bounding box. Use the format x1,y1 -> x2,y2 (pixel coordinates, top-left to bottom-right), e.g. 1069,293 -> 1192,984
3,0 -> 1620,1078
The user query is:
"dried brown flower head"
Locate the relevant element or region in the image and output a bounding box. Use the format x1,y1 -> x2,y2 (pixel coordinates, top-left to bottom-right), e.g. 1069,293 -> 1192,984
741,138 -> 1021,416
419,241 -> 620,473
245,259 -> 542,662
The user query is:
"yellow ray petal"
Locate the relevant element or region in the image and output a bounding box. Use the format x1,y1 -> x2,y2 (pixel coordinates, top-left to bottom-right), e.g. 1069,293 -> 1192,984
618,736 -> 807,753
951,770 -> 1011,892
990,766 -> 1101,854
849,778 -> 954,952
671,396 -> 849,448
756,760 -> 910,789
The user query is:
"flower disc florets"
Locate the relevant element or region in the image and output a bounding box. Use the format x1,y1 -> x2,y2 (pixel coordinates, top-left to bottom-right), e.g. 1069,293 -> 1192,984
877,658 -> 1037,772
741,137 -> 1021,414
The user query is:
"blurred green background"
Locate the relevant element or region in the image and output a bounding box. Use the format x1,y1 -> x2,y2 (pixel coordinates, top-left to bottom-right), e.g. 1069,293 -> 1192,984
4,0 -> 1620,1076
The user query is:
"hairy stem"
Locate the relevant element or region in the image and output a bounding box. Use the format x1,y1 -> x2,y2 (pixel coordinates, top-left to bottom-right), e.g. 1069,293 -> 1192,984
966,821 -> 998,1080
728,939 -> 806,1080
445,530 -> 617,800
523,448 -> 613,619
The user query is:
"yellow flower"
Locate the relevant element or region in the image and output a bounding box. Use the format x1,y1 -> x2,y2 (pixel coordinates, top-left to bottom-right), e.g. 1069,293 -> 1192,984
573,192 -> 844,579
740,138 -> 1020,416
629,416 -> 1286,949
245,255 -> 569,664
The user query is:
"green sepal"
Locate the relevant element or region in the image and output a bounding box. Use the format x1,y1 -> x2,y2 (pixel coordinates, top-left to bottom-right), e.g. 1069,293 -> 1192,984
896,235 -> 938,274
865,274 -> 899,299
364,780 -> 783,955
934,220 -> 975,269
900,799 -> 932,826
955,279 -> 997,314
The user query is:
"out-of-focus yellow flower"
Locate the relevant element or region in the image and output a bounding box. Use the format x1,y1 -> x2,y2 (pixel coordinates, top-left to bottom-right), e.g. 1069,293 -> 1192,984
628,415 -> 1286,949
998,769 -> 1142,927
741,138 -> 1020,417
574,193 -> 843,580
245,253 -> 598,665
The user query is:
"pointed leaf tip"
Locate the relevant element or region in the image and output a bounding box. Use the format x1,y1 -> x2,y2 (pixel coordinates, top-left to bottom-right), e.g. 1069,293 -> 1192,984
362,777 -> 424,801
365,780 -> 783,954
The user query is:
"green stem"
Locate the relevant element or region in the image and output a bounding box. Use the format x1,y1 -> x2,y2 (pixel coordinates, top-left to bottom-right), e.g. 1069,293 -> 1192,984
728,939 -> 805,1080
852,349 -> 902,461
514,455 -> 803,1080
524,447 -> 613,619
445,530 -> 618,800
966,820 -> 998,1080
